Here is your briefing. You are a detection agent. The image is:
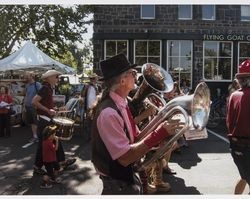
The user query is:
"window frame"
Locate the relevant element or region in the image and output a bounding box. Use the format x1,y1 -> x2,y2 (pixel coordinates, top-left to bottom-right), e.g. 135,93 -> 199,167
178,5 -> 193,20
141,5 -> 155,19
104,40 -> 129,60
202,5 -> 216,20
133,40 -> 162,66
203,41 -> 233,82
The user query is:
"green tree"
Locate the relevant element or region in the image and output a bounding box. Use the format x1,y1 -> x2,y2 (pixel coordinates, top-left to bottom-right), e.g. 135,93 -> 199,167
0,5 -> 93,60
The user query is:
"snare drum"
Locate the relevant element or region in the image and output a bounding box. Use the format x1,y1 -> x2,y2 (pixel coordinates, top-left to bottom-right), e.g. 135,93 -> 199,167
52,117 -> 75,141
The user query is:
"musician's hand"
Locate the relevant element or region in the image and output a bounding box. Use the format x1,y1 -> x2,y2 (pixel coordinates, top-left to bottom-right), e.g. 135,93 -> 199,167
161,119 -> 185,136
48,109 -> 57,116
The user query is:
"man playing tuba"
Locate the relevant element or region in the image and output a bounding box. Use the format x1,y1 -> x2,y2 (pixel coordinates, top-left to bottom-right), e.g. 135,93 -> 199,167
91,54 -> 184,195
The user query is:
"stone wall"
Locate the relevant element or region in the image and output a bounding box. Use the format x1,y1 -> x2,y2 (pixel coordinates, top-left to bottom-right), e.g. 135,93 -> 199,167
93,5 -> 249,87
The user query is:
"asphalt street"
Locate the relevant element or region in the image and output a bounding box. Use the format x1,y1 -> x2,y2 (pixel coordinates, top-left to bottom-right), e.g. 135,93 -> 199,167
0,121 -> 248,195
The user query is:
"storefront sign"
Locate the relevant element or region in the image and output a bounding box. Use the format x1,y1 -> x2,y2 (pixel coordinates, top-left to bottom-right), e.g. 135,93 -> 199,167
203,34 -> 250,41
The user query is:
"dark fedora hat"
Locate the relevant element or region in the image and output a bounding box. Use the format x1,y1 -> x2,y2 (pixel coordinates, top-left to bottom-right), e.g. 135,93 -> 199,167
99,53 -> 137,80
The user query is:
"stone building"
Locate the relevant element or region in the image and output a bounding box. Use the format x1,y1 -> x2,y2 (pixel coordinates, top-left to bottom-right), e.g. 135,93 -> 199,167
93,5 -> 250,96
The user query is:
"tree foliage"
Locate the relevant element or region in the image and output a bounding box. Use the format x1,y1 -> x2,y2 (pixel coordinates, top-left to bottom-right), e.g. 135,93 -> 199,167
0,5 -> 93,60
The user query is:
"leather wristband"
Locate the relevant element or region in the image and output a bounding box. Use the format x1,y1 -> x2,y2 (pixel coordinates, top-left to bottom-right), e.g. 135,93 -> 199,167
143,127 -> 169,149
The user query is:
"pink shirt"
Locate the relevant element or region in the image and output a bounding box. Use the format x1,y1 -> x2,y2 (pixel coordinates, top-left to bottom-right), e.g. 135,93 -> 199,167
97,91 -> 138,160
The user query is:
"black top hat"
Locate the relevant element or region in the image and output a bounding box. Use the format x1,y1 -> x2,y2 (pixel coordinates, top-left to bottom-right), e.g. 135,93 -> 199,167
99,53 -> 137,81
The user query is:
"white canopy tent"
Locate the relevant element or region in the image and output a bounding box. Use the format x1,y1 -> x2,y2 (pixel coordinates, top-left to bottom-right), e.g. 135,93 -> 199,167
0,41 -> 75,74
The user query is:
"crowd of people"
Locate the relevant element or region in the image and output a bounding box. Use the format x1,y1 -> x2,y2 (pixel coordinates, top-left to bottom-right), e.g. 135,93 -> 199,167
1,53 -> 250,194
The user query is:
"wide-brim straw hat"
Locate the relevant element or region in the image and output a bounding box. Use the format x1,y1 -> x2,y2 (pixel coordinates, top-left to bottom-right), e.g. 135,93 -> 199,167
41,70 -> 62,79
89,73 -> 99,79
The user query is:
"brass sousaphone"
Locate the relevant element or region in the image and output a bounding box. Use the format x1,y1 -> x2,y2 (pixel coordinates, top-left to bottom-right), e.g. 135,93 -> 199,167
129,63 -> 173,117
132,63 -> 211,172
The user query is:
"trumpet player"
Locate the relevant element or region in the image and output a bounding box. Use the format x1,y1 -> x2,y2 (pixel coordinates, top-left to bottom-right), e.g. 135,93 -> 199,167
91,54 -> 184,195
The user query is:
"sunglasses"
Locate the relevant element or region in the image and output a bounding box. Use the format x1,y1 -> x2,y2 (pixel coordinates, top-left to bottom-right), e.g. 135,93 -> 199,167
126,69 -> 137,77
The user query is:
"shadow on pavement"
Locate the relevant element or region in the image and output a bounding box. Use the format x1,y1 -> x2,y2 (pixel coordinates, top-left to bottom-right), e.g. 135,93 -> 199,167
163,174 -> 201,195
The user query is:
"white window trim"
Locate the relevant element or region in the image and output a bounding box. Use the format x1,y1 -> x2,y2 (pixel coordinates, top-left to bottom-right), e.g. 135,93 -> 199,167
133,40 -> 162,66
203,41 -> 233,82
178,5 -> 193,20
141,5 -> 155,19
202,5 -> 216,21
104,40 -> 129,59
166,40 -> 193,88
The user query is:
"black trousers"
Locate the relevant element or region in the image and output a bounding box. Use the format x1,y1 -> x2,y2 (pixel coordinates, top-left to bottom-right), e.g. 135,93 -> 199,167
34,117 -> 65,168
0,113 -> 11,137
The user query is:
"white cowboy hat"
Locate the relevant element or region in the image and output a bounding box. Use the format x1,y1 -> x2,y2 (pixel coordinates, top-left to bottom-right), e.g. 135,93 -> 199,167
41,70 -> 62,79
88,73 -> 99,79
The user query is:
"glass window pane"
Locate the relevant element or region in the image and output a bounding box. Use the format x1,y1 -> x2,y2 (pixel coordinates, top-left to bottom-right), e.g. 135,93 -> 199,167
135,57 -> 147,66
180,41 -> 192,57
148,57 -> 160,65
148,41 -> 160,56
168,41 -> 179,56
204,58 -> 217,79
219,42 -> 231,57
218,58 -> 231,80
168,57 -> 179,71
106,41 -> 116,57
202,5 -> 215,20
135,41 -> 147,56
178,5 -> 192,19
204,42 -> 217,57
141,5 -> 155,19
117,41 -> 127,55
180,57 -> 192,72
180,74 -> 191,88
239,43 -> 250,57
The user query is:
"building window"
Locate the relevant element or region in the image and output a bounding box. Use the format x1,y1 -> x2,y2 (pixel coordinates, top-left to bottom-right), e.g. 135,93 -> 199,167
178,5 -> 192,20
167,40 -> 192,88
241,5 -> 250,21
141,5 -> 155,19
134,40 -> 161,66
203,41 -> 232,81
104,40 -> 128,59
238,42 -> 250,66
202,5 -> 215,20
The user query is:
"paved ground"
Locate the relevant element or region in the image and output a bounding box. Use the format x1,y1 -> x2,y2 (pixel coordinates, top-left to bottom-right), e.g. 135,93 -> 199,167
0,125 -> 102,195
0,120 -> 248,195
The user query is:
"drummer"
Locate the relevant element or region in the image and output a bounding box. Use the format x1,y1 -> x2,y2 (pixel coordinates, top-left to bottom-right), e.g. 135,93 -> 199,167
32,69 -> 76,175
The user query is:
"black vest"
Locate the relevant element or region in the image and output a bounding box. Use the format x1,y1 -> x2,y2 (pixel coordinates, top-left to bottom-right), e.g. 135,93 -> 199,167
91,96 -> 134,183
